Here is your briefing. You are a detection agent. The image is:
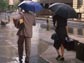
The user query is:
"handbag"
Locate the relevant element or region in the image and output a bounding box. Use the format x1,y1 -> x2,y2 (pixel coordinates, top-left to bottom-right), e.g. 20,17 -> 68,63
64,37 -> 78,51
51,33 -> 60,49
13,12 -> 24,29
51,33 -> 57,40
13,18 -> 24,29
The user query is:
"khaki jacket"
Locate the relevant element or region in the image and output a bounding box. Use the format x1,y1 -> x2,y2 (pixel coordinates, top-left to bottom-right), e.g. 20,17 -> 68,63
13,12 -> 35,38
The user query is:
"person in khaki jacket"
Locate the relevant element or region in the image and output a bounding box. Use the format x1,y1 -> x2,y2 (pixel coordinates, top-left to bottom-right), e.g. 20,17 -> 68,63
13,10 -> 36,63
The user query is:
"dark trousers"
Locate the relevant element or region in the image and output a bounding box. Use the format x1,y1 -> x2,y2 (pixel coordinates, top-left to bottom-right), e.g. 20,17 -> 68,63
17,36 -> 31,62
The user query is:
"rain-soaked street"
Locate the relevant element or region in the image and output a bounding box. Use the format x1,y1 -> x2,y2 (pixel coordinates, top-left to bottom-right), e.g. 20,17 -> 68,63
0,12 -> 84,63
0,20 -> 48,63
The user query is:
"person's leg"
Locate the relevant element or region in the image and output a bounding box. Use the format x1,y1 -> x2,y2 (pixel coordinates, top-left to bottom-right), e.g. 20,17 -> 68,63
58,31 -> 65,61
17,36 -> 24,63
56,48 -> 61,60
57,49 -> 60,56
56,27 -> 66,61
60,44 -> 64,57
25,37 -> 31,63
57,44 -> 64,61
54,40 -> 61,60
56,38 -> 65,61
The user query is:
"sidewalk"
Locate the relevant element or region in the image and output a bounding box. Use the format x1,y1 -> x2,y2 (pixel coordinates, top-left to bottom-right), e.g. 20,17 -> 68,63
2,12 -> 84,63
0,21 -> 49,63
39,26 -> 84,63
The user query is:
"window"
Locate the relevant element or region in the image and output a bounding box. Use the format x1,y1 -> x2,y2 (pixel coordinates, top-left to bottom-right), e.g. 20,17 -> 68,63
68,27 -> 73,34
78,28 -> 83,35
77,0 -> 83,8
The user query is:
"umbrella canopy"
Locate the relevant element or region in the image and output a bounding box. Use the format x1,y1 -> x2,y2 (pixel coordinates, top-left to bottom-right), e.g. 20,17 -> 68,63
49,3 -> 77,19
18,1 -> 43,13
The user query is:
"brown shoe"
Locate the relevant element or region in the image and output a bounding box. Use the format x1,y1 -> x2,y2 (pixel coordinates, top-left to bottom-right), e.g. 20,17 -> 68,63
25,57 -> 29,63
25,61 -> 29,63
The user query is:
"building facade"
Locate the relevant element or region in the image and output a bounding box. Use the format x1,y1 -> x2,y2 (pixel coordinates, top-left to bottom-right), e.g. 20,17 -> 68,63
73,0 -> 84,18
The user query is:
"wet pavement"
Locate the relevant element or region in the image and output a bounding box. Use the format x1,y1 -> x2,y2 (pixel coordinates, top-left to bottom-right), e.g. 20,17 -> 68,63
0,21 -> 48,63
38,20 -> 84,63
0,24 -> 18,63
0,12 -> 84,63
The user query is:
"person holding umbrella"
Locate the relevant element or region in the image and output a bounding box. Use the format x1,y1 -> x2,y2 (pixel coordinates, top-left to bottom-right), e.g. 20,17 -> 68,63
13,1 -> 43,63
49,3 -> 77,61
52,14 -> 68,61
13,9 -> 36,63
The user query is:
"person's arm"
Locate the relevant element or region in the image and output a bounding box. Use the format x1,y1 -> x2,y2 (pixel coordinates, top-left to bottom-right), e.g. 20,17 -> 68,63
32,14 -> 36,26
66,26 -> 68,34
13,18 -> 20,28
52,15 -> 56,27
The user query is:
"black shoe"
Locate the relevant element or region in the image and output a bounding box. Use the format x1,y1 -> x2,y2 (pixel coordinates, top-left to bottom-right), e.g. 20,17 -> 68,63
58,56 -> 64,61
19,57 -> 23,63
56,55 -> 61,60
25,60 -> 29,63
19,60 -> 23,63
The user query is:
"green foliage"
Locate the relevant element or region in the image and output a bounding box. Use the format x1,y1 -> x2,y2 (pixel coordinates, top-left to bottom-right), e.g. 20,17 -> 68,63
13,2 -> 19,9
0,0 -> 8,12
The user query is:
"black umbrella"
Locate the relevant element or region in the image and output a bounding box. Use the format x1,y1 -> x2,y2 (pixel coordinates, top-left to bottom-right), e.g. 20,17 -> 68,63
49,3 -> 77,19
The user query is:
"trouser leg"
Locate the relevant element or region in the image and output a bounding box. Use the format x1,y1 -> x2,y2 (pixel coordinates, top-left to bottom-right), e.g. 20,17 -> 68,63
25,38 -> 31,63
60,44 -> 64,57
17,36 -> 24,61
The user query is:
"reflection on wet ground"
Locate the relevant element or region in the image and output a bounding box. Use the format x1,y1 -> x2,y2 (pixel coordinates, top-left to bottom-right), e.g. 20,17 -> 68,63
0,24 -> 18,63
0,18 -> 84,63
0,22 -> 48,63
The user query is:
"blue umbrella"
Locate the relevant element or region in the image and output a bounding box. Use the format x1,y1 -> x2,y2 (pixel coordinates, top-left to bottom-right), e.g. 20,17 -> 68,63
18,1 -> 43,12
